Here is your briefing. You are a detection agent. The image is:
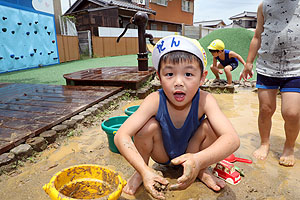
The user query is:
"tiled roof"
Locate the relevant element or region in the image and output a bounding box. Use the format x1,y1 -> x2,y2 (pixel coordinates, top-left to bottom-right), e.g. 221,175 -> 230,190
65,0 -> 156,15
97,0 -> 155,14
194,19 -> 226,27
229,11 -> 257,20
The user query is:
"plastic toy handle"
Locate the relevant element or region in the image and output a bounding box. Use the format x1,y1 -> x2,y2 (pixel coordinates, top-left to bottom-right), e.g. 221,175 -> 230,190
235,157 -> 252,164
234,166 -> 245,177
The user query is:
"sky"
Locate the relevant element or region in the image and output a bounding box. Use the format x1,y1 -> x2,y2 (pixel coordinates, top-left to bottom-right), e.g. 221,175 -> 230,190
61,0 -> 262,25
61,0 -> 76,13
194,0 -> 262,24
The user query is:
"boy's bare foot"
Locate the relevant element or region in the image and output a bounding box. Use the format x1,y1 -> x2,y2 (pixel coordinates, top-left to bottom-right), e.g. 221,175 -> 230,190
225,83 -> 233,87
253,144 -> 269,160
279,146 -> 295,167
123,172 -> 143,195
198,168 -> 226,191
213,78 -> 220,83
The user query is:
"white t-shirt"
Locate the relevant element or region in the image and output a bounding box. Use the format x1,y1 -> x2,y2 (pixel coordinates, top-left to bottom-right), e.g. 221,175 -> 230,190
256,0 -> 300,77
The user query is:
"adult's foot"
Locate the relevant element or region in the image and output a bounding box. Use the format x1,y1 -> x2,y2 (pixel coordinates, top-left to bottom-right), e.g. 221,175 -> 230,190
279,146 -> 295,167
198,168 -> 226,191
253,144 -> 269,160
123,172 -> 143,195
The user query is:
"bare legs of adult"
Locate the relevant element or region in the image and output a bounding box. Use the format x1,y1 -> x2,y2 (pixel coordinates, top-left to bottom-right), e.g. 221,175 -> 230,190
253,89 -> 277,160
279,92 -> 300,166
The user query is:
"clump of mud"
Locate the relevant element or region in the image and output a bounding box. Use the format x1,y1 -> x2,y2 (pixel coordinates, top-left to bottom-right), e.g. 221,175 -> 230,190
153,181 -> 169,193
59,180 -> 112,199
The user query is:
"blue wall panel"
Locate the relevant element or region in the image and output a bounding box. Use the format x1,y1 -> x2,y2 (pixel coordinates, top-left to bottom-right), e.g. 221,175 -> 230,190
0,0 -> 59,73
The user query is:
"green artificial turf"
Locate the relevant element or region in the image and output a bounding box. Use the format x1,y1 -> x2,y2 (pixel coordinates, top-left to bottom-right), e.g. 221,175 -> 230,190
199,28 -> 255,80
0,28 -> 256,85
0,55 -> 141,85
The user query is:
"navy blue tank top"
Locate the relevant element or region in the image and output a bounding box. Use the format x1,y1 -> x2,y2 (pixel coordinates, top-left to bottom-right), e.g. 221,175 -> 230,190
216,49 -> 238,67
155,89 -> 205,159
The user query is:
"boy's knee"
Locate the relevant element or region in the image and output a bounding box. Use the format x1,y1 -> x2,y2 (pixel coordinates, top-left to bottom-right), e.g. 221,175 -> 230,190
224,66 -> 231,73
201,119 -> 211,132
200,119 -> 215,139
136,117 -> 160,137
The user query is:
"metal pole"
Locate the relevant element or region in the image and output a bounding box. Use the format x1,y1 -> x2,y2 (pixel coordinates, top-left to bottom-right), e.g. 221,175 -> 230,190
134,12 -> 148,71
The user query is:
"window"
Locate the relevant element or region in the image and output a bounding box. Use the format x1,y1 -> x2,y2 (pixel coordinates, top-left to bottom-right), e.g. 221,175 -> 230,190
177,25 -> 182,33
182,0 -> 193,12
151,23 -> 157,30
151,0 -> 167,6
162,24 -> 168,31
217,164 -> 224,170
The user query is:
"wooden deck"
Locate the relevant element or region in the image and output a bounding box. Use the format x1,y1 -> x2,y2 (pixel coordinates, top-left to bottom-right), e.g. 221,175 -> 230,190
63,66 -> 156,90
0,83 -> 122,154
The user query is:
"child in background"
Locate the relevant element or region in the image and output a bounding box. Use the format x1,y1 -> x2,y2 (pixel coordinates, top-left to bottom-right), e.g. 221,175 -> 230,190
114,35 -> 240,199
240,0 -> 300,166
208,39 -> 246,86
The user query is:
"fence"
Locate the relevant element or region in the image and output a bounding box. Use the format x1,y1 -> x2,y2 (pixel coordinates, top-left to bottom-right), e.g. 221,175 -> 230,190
78,31 -> 92,58
56,35 -> 80,63
182,25 -> 215,39
56,27 -> 187,62
92,36 -> 138,57
91,27 -> 178,58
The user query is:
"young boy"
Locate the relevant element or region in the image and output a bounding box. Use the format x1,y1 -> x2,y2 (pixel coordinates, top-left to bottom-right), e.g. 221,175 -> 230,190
240,0 -> 300,166
114,35 -> 240,199
208,39 -> 246,86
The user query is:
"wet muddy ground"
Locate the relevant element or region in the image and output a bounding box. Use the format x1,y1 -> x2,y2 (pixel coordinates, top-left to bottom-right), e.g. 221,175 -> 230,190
0,90 -> 299,200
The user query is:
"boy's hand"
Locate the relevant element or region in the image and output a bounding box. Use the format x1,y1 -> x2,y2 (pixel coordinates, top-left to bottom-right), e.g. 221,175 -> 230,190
239,63 -> 254,81
142,168 -> 169,199
169,153 -> 200,190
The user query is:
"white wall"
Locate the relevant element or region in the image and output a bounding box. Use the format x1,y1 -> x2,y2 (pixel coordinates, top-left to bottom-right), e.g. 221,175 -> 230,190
98,27 -> 179,38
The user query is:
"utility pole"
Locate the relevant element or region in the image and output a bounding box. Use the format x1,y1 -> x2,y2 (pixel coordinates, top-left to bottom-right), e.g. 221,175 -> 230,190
53,0 -> 62,34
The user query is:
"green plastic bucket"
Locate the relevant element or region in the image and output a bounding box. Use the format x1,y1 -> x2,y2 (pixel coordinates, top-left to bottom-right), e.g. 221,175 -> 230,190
125,105 -> 140,116
101,116 -> 129,153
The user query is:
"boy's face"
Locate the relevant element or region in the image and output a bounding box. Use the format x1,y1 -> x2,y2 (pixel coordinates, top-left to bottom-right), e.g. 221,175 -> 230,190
159,59 -> 207,107
210,50 -> 221,57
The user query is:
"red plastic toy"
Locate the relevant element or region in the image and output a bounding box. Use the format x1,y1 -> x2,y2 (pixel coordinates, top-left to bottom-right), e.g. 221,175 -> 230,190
225,154 -> 252,164
213,160 -> 241,185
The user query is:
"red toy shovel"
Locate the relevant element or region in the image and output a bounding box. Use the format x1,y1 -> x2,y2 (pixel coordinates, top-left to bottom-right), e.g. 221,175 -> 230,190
225,154 -> 252,164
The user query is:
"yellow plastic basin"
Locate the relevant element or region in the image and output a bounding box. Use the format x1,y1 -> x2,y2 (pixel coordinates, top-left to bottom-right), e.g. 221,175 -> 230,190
43,164 -> 126,200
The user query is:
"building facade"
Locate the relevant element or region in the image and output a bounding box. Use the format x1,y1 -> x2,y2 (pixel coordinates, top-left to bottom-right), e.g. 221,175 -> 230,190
64,0 -> 194,35
229,11 -> 257,29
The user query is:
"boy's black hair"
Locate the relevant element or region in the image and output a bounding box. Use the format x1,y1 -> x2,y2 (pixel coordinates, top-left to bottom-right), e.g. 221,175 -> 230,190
209,49 -> 222,53
157,51 -> 204,75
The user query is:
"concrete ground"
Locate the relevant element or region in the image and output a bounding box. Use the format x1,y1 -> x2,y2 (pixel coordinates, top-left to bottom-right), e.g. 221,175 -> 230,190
0,90 -> 299,200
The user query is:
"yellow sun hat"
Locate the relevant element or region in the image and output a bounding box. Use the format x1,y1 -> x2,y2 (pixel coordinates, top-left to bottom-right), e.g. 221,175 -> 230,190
207,39 -> 225,50
152,35 -> 207,71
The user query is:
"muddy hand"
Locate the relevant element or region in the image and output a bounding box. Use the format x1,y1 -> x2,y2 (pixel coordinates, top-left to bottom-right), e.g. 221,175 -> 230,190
143,169 -> 169,199
169,153 -> 200,190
